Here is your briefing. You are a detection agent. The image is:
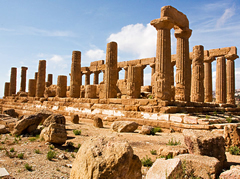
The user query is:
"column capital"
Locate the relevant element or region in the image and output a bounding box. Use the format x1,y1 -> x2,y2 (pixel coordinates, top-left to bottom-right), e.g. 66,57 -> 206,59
117,67 -> 122,72
204,56 -> 215,63
21,66 -> 28,70
123,66 -> 128,70
150,17 -> 174,30
225,54 -> 239,61
93,70 -> 101,74
150,63 -> 155,68
174,27 -> 192,39
136,64 -> 146,69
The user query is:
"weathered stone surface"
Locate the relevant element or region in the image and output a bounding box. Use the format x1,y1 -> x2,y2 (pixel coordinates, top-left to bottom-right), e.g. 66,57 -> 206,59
0,125 -> 8,134
28,79 -> 36,97
36,60 -> 46,97
43,114 -> 66,127
93,116 -> 103,128
9,67 -> 17,96
139,125 -> 153,135
70,136 -> 142,179
224,124 -> 240,150
56,75 -> 67,97
44,85 -> 57,98
70,114 -> 79,124
0,115 -> 18,130
216,56 -> 226,103
20,66 -> 28,92
40,123 -> 67,144
176,154 -> 222,179
183,129 -> 226,167
219,165 -> 240,179
158,145 -> 188,157
70,51 -> 81,98
3,109 -> 18,118
146,158 -> 183,179
111,121 -> 138,133
4,82 -> 10,97
12,114 -> 43,135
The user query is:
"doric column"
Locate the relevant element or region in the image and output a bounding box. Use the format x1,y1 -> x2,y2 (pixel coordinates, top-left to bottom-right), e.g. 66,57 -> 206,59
70,51 -> 81,98
57,75 -> 67,97
46,74 -> 53,87
226,54 -> 238,105
9,67 -> 17,96
216,56 -> 226,104
174,27 -> 192,102
150,17 -> 174,101
20,66 -> 28,92
191,45 -> 204,102
93,71 -> 100,84
170,61 -> 175,86
123,66 -> 128,80
136,64 -> 146,86
84,72 -> 91,85
204,57 -> 215,102
28,79 -> 36,97
36,60 -> 46,97
105,41 -> 118,98
126,65 -> 142,98
150,63 -> 155,86
35,72 -> 38,93
4,82 -> 10,97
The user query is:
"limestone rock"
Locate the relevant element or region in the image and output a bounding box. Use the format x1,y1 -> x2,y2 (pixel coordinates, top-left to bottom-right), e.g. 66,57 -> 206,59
224,124 -> 240,150
3,109 -> 18,118
139,125 -> 153,135
0,125 -> 8,134
40,123 -> 67,144
43,114 -> 66,127
146,158 -> 184,179
220,165 -> 240,179
12,114 -> 43,135
44,85 -> 57,98
70,136 -> 142,179
111,121 -> 138,133
70,114 -> 79,124
158,145 -> 188,157
183,129 -> 226,167
176,154 -> 222,179
93,116 -> 103,128
0,115 -> 18,131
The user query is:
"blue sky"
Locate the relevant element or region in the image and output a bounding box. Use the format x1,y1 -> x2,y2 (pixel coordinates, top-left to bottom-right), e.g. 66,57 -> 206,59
0,0 -> 240,97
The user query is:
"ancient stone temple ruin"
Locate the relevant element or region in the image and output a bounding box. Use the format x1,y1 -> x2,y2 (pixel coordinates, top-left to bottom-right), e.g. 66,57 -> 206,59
1,6 -> 239,131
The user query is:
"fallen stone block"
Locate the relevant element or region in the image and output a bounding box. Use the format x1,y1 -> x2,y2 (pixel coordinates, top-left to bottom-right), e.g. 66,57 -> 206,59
158,145 -> 188,158
219,165 -> 240,179
93,116 -> 103,128
111,121 -> 138,133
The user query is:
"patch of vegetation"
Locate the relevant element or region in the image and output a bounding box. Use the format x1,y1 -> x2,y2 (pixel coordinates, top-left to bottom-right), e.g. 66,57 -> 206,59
166,154 -> 173,159
49,145 -> 55,150
17,153 -> 24,159
150,127 -> 162,135
34,149 -> 41,154
76,144 -> 81,149
66,141 -> 74,147
47,150 -> 57,160
5,150 -> 16,158
0,146 -> 5,150
167,138 -> 181,146
150,149 -> 157,155
73,129 -> 81,135
213,111 -> 217,116
24,163 -> 33,171
229,146 -> 240,155
141,155 -> 153,167
71,153 -> 75,158
226,117 -> 232,123
65,149 -> 69,152
28,135 -> 39,142
10,148 -> 15,152
205,115 -> 210,119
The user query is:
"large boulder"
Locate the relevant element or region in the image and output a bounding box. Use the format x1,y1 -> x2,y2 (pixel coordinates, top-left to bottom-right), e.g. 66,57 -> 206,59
35,109 -> 53,124
183,129 -> 226,167
43,114 -> 66,127
93,116 -> 103,128
70,136 -> 142,179
111,121 -> 138,133
12,114 -> 43,135
158,145 -> 188,158
224,124 -> 240,150
70,114 -> 79,124
0,125 -> 8,134
219,165 -> 240,179
176,154 -> 222,179
3,109 -> 18,118
139,125 -> 153,135
40,123 -> 67,144
146,158 -> 184,179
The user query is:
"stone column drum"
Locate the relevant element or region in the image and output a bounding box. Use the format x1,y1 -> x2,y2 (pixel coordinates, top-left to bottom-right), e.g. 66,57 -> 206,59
174,28 -> 192,102
123,66 -> 128,80
104,41 -> 118,98
28,79 -> 36,97
9,67 -> 17,96
57,75 -> 67,97
150,63 -> 155,86
20,66 -> 28,92
93,71 -> 100,85
70,51 -> 81,98
85,72 -> 91,85
36,60 -> 46,97
35,72 -> 38,90
126,65 -> 142,98
204,57 -> 215,102
226,54 -> 238,105
216,56 -> 226,104
151,17 -> 174,101
4,82 -> 10,97
191,45 -> 204,102
46,74 -> 53,87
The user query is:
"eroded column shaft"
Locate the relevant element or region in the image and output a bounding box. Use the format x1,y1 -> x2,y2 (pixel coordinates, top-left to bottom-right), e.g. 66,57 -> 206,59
226,59 -> 235,104
46,74 -> 53,87
36,60 -> 46,97
85,72 -> 90,85
28,79 -> 36,97
9,67 -> 17,96
204,61 -> 213,102
93,71 -> 100,85
20,67 -> 28,92
127,65 -> 142,98
4,82 -> 10,97
216,56 -> 226,103
57,75 -> 67,97
70,51 -> 81,98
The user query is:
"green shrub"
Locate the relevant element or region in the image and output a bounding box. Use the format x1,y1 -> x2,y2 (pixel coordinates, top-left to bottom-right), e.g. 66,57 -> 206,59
24,163 -> 32,171
150,149 -> 157,155
76,144 -> 81,149
150,127 -> 162,135
71,153 -> 75,158
10,148 -> 15,152
141,155 -> 153,167
34,149 -> 41,154
47,150 -> 57,160
49,145 -> 55,150
18,153 -> 24,159
167,138 -> 181,146
229,146 -> 240,155
28,137 -> 36,142
66,141 -> 74,147
226,117 -> 232,123
73,129 -> 81,135
166,154 -> 173,159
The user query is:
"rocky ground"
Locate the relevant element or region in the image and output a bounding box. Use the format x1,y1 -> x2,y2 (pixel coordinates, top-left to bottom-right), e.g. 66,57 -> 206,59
0,117 -> 240,179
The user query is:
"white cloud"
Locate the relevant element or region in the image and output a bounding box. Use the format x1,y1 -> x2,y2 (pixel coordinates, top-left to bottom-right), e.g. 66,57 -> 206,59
49,55 -> 64,62
107,23 -> 157,59
216,7 -> 235,28
85,49 -> 105,60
